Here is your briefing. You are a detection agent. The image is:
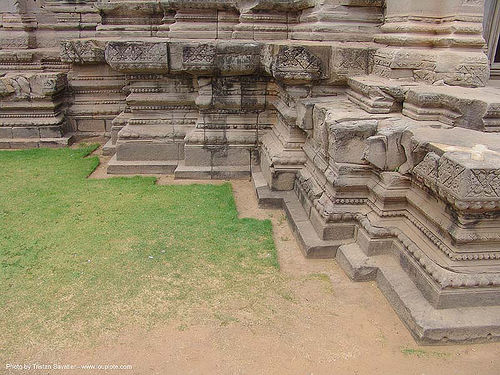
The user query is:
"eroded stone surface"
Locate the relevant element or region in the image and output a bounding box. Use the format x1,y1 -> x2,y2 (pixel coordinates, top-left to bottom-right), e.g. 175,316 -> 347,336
1,0 -> 500,344
105,41 -> 169,73
61,39 -> 105,65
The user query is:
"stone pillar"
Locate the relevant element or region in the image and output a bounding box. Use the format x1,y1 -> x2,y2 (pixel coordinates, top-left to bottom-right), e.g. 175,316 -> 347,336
0,0 -> 36,49
374,0 -> 489,87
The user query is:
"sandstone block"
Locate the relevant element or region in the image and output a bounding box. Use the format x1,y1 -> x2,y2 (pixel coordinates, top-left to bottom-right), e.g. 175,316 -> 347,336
61,39 -> 106,65
77,119 -> 106,133
12,127 -> 40,139
116,141 -> 183,162
39,126 -> 63,138
105,41 -> 169,73
0,127 -> 13,139
328,120 -> 378,164
270,45 -> 329,83
330,45 -> 375,84
364,121 -> 409,171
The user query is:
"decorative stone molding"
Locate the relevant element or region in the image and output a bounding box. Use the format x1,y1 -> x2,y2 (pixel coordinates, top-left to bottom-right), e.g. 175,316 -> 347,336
96,0 -> 163,36
0,72 -> 70,146
372,48 -> 490,87
169,41 -> 263,76
413,150 -> 500,212
292,0 -> 383,42
105,41 -> 169,73
0,72 -> 66,100
232,0 -> 314,40
2,0 -> 500,343
61,39 -> 106,65
272,46 -> 323,82
403,85 -> 500,132
373,0 -> 489,87
376,15 -> 486,49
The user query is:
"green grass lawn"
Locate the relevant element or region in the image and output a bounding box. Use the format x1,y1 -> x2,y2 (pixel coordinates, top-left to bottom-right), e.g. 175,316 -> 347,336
0,146 -> 283,356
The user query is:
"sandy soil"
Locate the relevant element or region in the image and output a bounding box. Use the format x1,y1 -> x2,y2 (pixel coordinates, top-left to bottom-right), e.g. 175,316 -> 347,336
7,145 -> 500,375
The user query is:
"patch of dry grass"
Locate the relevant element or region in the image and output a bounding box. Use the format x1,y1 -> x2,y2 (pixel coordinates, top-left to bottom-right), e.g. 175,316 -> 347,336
0,146 -> 287,357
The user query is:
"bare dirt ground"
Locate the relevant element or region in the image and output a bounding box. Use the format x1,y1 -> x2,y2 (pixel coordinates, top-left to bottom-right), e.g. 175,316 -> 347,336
11,144 -> 500,375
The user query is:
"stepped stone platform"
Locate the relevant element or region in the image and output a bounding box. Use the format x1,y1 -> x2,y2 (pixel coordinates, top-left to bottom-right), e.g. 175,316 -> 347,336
253,169 -> 500,344
0,136 -> 73,149
2,0 -> 500,344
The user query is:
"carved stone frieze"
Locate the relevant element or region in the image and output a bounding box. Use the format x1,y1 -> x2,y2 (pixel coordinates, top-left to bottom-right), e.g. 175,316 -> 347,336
61,39 -> 106,64
105,41 -> 169,73
0,72 -> 67,100
271,46 -> 324,83
414,150 -> 500,211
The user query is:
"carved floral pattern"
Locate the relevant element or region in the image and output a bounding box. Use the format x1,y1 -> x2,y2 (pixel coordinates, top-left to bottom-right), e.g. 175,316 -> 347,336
105,41 -> 169,72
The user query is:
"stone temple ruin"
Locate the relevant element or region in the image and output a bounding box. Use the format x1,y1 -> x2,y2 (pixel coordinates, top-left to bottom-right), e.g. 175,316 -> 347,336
2,0 -> 500,343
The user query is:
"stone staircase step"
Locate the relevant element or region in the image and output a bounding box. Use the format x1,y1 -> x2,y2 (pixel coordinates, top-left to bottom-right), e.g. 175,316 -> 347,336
107,155 -> 178,174
252,168 -> 342,259
336,243 -> 500,344
102,139 -> 116,156
283,194 -> 345,259
252,168 -> 284,208
0,136 -> 74,149
336,243 -> 378,281
116,141 -> 184,162
174,160 -> 251,180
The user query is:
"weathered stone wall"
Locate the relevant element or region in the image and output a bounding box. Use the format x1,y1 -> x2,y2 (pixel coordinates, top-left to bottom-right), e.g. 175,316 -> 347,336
1,0 -> 500,344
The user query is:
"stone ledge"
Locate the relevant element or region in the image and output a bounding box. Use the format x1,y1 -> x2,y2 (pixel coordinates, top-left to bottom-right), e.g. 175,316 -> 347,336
404,85 -> 500,132
348,75 -> 500,132
372,48 -> 489,88
252,169 -> 346,258
253,168 -> 500,343
107,154 -> 178,174
0,136 -> 73,149
174,160 -> 251,179
337,243 -> 500,344
102,139 -> 116,156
